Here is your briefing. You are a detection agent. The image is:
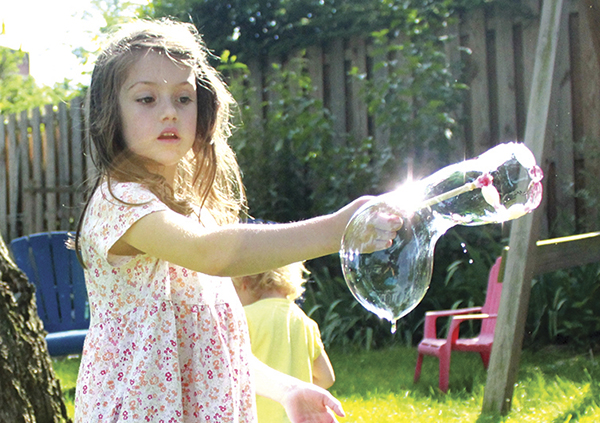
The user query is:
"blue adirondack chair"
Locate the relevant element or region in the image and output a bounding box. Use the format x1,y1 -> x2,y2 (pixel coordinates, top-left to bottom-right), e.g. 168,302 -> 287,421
10,231 -> 89,356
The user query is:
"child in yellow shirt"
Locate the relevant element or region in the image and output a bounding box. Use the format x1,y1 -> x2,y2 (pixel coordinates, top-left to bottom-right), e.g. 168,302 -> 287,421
233,263 -> 335,423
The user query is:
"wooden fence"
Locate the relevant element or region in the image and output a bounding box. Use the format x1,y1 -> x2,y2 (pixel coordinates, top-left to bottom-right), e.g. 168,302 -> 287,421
0,97 -> 95,242
1,0 -> 597,242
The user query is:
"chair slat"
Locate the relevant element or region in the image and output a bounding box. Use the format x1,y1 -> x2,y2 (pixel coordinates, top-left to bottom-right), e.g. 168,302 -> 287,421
49,233 -> 77,327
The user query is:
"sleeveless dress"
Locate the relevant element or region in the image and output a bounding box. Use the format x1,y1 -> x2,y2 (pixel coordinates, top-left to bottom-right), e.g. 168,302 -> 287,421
74,182 -> 256,422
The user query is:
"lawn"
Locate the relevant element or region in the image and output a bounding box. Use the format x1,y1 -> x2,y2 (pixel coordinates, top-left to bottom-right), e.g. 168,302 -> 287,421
52,345 -> 600,422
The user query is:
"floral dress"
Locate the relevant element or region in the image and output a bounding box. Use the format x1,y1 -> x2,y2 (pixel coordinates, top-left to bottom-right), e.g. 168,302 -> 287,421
74,182 -> 256,422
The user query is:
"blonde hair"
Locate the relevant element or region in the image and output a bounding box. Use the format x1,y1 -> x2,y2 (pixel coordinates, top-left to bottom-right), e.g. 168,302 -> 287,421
233,262 -> 310,301
76,18 -> 247,259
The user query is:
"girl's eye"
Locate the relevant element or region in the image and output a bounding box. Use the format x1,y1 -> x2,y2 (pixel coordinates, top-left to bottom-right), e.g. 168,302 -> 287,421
137,96 -> 155,104
179,96 -> 193,105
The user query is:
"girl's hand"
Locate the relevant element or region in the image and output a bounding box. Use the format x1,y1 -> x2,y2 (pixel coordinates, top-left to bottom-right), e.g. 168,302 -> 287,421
338,197 -> 403,254
281,382 -> 345,423
252,355 -> 344,422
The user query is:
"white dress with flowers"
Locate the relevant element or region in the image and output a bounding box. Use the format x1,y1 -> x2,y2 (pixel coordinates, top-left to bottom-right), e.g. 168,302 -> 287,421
74,182 -> 256,422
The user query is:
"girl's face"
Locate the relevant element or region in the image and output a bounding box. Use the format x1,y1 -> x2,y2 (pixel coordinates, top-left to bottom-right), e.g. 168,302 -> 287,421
119,50 -> 198,183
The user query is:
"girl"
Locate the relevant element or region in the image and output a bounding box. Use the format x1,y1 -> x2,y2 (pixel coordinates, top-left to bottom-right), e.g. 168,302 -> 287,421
233,263 -> 336,423
74,18 -> 399,423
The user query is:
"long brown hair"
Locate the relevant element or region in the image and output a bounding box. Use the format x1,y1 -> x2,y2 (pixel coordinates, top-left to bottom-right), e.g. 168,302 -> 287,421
75,19 -> 246,261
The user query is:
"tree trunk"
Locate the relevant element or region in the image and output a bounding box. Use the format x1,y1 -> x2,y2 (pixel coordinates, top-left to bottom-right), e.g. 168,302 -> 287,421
0,235 -> 71,423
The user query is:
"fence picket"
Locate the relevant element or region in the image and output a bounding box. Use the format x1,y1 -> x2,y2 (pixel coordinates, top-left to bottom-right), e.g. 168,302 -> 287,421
306,45 -> 324,103
0,120 -> 6,239
18,110 -> 32,235
494,12 -> 518,143
324,38 -> 347,142
30,107 -> 44,233
58,103 -> 71,228
348,36 -> 369,141
7,115 -> 19,240
71,97 -> 84,220
43,104 -> 57,233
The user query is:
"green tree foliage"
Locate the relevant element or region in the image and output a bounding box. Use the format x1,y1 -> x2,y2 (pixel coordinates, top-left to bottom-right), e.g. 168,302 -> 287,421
152,0 -> 402,60
73,0 -> 152,72
0,48 -> 78,115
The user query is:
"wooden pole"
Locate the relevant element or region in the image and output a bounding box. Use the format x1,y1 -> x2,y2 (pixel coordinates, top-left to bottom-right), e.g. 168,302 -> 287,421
481,0 -> 564,415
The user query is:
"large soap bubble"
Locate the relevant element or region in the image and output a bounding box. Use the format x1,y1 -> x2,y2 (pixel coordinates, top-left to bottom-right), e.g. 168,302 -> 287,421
340,142 -> 543,333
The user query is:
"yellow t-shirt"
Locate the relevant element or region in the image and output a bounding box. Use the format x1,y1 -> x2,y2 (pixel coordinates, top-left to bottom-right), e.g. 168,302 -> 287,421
244,298 -> 325,423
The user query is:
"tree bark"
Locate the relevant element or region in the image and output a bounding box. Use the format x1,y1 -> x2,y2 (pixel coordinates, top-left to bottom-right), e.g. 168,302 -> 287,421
0,235 -> 71,423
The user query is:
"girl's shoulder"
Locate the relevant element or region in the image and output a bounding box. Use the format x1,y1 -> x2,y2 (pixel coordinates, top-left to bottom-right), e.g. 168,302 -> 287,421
95,180 -> 159,206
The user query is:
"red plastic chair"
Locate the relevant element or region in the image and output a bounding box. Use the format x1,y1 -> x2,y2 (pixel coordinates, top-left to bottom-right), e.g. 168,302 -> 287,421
413,254 -> 505,392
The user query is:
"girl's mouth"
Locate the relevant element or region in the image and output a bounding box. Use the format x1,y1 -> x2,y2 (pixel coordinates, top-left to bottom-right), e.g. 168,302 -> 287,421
158,130 -> 179,140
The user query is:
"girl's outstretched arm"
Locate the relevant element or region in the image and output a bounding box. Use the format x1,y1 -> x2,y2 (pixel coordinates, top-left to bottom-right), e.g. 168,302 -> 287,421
114,196 -> 401,277
250,355 -> 344,423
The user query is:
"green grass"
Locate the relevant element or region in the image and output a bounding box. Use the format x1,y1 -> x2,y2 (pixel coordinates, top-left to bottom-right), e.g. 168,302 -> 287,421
52,346 -> 600,422
52,355 -> 80,419
327,346 -> 600,422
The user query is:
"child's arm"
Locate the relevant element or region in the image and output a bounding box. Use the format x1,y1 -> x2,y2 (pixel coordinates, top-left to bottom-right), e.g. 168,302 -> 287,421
114,196 -> 401,277
312,351 -> 335,390
251,355 -> 344,423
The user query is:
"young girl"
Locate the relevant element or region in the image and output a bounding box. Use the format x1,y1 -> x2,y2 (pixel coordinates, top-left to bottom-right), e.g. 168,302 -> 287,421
74,18 -> 399,423
233,263 -> 336,423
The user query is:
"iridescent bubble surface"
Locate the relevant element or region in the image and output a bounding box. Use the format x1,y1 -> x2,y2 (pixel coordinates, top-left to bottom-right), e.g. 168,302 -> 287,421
340,142 -> 543,333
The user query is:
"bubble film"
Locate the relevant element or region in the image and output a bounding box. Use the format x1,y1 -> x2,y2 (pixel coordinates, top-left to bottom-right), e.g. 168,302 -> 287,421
340,142 -> 543,333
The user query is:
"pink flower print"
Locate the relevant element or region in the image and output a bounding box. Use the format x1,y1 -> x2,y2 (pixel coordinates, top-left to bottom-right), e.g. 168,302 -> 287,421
165,372 -> 173,382
529,164 -> 543,182
474,173 -> 501,209
145,405 -> 158,421
527,181 -> 543,210
474,173 -> 493,187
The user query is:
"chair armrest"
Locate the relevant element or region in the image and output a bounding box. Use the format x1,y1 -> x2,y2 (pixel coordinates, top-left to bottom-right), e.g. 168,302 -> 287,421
447,313 -> 497,342
425,307 -> 483,318
422,307 -> 483,339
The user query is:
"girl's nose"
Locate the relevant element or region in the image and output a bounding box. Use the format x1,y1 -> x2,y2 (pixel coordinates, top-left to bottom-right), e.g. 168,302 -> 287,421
161,100 -> 178,121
